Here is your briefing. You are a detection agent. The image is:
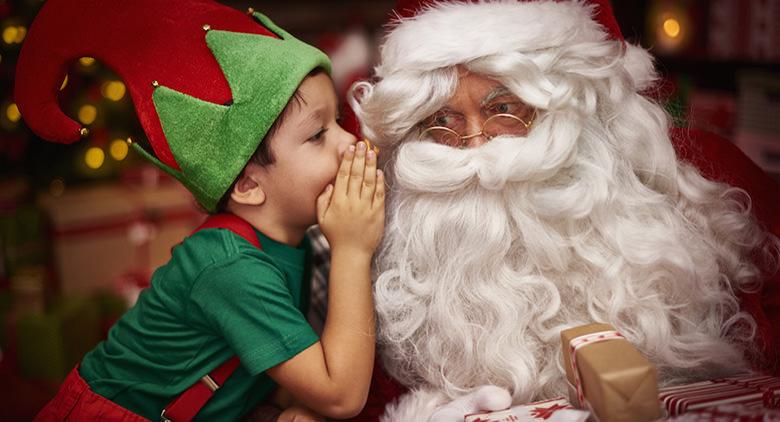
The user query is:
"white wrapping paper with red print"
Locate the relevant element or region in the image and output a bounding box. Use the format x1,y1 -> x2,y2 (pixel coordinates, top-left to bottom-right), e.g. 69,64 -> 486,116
463,397 -> 589,422
658,374 -> 780,416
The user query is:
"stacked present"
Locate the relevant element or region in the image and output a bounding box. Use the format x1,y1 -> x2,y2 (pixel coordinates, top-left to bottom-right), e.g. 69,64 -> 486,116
2,267 -> 47,372
665,404 -> 780,420
37,179 -> 204,298
0,178 -> 48,291
449,322 -> 780,421
0,289 -> 10,359
560,322 -> 780,421
0,266 -> 103,381
560,323 -> 661,422
15,295 -> 101,381
465,397 -> 589,422
659,374 -> 780,416
7,290 -> 129,382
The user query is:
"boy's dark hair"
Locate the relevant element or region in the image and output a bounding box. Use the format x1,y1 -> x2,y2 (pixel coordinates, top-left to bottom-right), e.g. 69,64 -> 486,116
214,69 -> 324,214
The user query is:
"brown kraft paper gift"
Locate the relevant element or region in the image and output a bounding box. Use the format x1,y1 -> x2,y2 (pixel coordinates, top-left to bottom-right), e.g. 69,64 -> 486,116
561,323 -> 662,422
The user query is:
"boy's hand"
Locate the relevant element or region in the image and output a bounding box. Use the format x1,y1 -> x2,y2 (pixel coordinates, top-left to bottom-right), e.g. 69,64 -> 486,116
317,140 -> 385,255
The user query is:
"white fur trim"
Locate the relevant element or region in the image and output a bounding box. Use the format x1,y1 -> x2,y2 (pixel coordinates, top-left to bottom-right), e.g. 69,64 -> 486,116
381,389 -> 449,422
376,0 -> 655,90
429,386 -> 513,422
378,1 -> 604,75
623,43 -> 656,91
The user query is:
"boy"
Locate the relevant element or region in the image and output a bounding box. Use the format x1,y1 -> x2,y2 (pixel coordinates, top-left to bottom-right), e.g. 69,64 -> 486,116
15,0 -> 384,420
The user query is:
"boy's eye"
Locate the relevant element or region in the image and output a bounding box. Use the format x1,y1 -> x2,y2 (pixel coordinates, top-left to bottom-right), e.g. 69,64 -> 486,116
308,128 -> 327,142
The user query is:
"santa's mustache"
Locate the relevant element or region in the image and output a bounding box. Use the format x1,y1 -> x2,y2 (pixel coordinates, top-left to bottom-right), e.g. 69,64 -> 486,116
393,116 -> 580,193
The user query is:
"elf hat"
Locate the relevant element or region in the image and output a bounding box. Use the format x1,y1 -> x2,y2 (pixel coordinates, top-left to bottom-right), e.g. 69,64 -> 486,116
380,0 -> 654,91
14,0 -> 331,212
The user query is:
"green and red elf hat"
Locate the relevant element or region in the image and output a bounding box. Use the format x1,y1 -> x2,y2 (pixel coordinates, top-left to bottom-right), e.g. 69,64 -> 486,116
14,0 -> 331,212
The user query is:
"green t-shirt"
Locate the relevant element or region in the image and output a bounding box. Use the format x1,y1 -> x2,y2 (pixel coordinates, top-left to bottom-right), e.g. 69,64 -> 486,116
79,227 -> 319,421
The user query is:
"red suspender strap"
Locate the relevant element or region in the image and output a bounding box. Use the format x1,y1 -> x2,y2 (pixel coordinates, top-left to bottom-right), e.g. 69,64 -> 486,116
161,357 -> 241,422
192,213 -> 262,249
161,213 -> 261,422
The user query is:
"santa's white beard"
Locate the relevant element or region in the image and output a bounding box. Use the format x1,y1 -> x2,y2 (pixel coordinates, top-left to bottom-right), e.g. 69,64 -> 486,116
374,116 -> 763,405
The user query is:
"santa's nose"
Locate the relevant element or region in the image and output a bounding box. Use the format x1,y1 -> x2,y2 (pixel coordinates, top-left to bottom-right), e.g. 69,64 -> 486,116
460,118 -> 489,148
463,134 -> 489,148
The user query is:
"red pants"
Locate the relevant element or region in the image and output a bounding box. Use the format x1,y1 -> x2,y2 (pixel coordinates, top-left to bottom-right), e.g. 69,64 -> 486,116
34,366 -> 149,421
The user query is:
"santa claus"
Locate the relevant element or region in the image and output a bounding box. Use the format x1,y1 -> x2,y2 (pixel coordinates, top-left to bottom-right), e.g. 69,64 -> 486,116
349,0 -> 780,420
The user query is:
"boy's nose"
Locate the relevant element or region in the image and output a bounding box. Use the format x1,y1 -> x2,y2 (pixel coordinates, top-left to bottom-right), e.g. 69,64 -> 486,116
337,128 -> 357,156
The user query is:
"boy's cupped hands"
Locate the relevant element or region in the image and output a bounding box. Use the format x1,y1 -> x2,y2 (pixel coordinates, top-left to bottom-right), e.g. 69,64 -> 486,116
317,140 -> 385,256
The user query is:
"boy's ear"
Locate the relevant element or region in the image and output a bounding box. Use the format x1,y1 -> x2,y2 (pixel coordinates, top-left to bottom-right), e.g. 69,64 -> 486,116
230,164 -> 266,206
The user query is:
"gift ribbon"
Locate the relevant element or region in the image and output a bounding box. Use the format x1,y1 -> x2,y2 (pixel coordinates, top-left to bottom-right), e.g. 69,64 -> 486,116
568,330 -> 625,409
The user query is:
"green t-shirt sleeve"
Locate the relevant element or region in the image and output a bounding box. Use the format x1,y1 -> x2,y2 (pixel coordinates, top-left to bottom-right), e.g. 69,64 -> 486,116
189,254 -> 319,376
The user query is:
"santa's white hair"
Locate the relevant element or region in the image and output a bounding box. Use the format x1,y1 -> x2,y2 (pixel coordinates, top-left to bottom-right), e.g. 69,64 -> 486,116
349,0 -> 779,419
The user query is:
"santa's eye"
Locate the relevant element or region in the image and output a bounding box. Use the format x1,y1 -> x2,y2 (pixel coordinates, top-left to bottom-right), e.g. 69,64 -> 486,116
424,111 -> 462,130
486,100 -> 524,116
434,115 -> 453,126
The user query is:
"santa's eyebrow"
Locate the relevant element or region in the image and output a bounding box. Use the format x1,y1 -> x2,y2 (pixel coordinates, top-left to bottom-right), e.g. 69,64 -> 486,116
480,87 -> 513,107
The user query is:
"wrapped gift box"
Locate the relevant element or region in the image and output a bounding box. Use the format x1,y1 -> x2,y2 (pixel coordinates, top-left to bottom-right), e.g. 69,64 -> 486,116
15,296 -> 100,381
37,182 -> 204,296
0,178 -> 47,286
0,205 -> 47,283
560,323 -> 662,422
464,397 -> 589,422
0,290 -> 10,353
666,404 -> 780,420
659,374 -> 780,416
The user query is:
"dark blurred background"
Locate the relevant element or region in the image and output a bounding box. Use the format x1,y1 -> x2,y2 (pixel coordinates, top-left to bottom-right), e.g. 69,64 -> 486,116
0,0 -> 778,419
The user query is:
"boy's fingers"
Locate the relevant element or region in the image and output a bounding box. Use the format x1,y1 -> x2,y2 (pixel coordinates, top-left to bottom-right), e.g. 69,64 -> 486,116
373,169 -> 385,209
316,184 -> 333,223
361,149 -> 377,200
333,145 -> 355,200
348,141 -> 367,198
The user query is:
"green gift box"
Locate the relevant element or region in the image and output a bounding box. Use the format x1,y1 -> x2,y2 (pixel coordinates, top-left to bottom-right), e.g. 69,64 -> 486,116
0,205 -> 47,278
16,296 -> 100,381
0,290 -> 10,350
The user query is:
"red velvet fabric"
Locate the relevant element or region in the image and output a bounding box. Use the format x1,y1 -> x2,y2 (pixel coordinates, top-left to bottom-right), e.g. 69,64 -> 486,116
670,128 -> 780,374
351,129 -> 780,421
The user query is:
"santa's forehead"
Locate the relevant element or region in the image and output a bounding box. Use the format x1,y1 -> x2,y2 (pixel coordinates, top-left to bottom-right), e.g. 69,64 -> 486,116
377,1 -> 609,76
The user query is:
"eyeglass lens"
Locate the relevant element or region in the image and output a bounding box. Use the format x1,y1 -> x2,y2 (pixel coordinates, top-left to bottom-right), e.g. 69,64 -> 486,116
424,114 -> 531,147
